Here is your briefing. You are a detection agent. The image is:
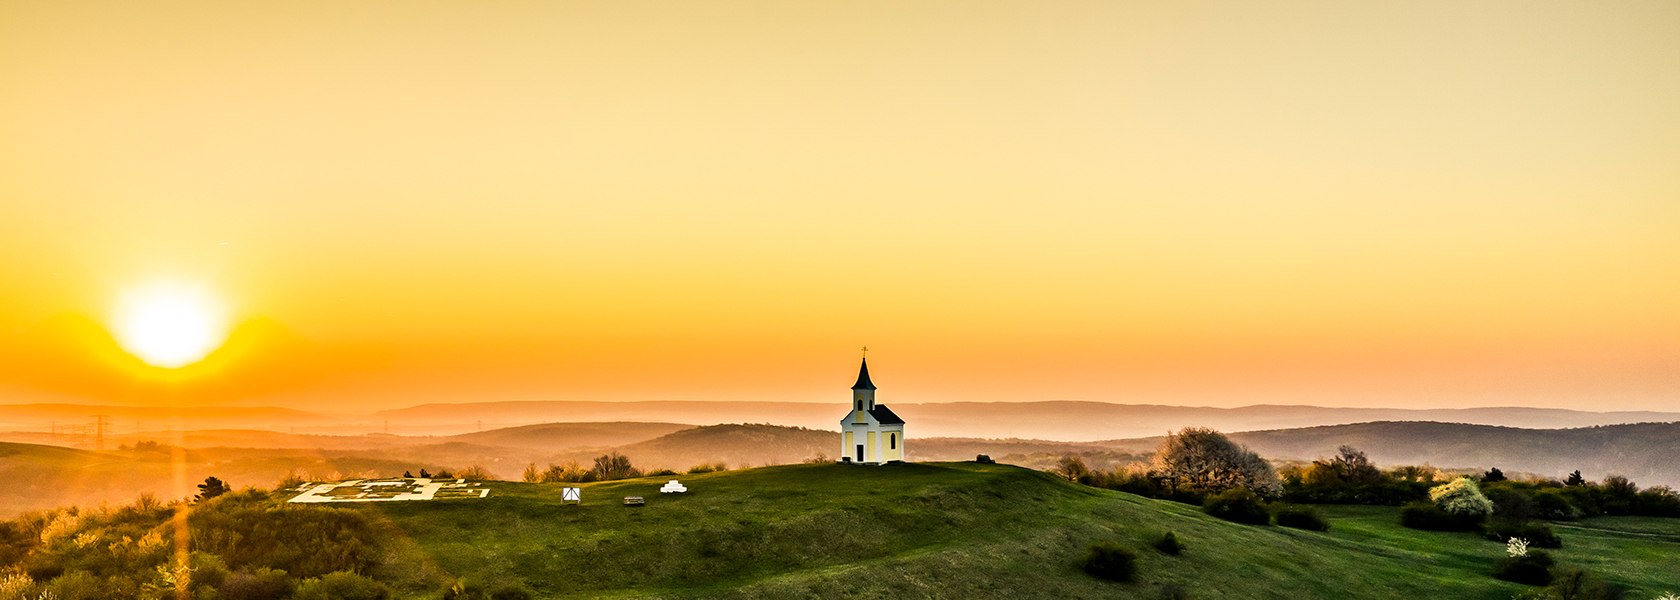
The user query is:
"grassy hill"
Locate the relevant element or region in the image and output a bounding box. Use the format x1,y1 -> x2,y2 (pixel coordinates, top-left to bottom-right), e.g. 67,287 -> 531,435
362,462 -> 1680,598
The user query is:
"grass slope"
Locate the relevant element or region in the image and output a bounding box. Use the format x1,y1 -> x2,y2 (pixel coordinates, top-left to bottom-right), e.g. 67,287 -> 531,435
364,462 -> 1679,598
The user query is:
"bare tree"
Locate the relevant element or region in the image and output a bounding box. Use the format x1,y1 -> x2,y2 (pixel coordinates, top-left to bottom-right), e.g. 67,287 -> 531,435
590,452 -> 639,481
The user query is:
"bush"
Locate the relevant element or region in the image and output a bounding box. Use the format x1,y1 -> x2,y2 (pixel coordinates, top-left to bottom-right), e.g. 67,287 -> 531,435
1156,583 -> 1190,600
1492,551 -> 1555,586
442,578 -> 535,600
1485,521 -> 1562,549
42,570 -> 102,600
1531,490 -> 1583,520
1203,489 -> 1271,525
293,571 -> 391,600
1544,568 -> 1624,600
686,462 -> 728,475
1081,542 -> 1137,582
1400,501 -> 1483,531
1274,504 -> 1330,532
220,567 -> 295,600
1153,531 -> 1183,555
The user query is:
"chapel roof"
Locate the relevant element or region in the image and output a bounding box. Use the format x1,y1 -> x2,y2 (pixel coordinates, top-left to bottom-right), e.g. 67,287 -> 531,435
868,404 -> 904,425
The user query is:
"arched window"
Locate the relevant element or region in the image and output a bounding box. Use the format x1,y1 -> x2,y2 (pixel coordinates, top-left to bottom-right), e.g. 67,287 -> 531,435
890,433 -> 896,449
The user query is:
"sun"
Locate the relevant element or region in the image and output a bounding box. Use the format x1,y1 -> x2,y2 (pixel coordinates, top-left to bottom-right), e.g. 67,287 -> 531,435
111,281 -> 230,368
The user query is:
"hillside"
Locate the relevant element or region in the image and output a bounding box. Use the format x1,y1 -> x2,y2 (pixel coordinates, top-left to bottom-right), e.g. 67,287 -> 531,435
364,462 -> 1680,598
0,441 -> 424,516
445,421 -> 692,454
1102,421 -> 1680,487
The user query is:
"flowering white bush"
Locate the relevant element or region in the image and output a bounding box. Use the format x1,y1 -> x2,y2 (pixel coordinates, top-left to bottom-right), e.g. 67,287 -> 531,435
1505,537 -> 1529,558
1655,593 -> 1679,600
1428,477 -> 1494,518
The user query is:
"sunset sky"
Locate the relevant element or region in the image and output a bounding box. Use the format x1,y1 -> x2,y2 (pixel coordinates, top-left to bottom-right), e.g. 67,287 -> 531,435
2,2 -> 1677,412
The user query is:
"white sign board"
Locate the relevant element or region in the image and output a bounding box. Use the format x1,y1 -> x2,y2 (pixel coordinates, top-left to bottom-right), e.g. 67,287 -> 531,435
563,487 -> 581,503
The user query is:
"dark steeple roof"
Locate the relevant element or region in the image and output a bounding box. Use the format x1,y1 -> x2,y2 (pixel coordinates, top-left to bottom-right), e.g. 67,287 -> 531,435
852,357 -> 876,390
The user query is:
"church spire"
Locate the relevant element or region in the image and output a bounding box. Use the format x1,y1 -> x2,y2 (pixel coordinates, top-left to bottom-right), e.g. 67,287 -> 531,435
852,357 -> 876,390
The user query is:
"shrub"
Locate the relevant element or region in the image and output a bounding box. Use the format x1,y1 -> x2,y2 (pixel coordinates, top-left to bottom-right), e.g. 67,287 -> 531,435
686,462 -> 728,475
1485,520 -> 1562,549
454,466 -> 495,481
1156,583 -> 1190,600
1399,501 -> 1482,531
42,570 -> 102,600
1081,542 -> 1137,582
293,571 -> 390,600
442,578 -> 535,600
1153,531 -> 1183,555
1492,551 -> 1555,586
220,567 -> 295,600
1274,504 -> 1330,532
1203,489 -> 1270,525
1544,568 -> 1624,600
1531,490 -> 1583,520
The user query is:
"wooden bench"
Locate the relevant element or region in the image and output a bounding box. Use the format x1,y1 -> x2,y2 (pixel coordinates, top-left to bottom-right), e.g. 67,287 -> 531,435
622,496 -> 645,506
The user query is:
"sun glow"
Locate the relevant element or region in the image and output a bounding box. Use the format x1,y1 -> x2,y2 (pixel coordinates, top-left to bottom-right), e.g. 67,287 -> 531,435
111,282 -> 229,368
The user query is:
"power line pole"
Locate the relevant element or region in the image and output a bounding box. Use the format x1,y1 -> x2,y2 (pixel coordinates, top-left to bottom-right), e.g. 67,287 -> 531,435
94,414 -> 108,451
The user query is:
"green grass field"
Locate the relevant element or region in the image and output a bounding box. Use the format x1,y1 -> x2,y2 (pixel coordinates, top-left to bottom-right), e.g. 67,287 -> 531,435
355,462 -> 1680,598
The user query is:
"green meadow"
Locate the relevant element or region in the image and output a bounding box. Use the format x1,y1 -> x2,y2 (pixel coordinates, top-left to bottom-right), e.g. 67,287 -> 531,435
363,462 -> 1680,598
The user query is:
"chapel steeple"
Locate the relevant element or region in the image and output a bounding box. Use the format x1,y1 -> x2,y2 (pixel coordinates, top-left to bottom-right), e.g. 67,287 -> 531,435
852,357 -> 876,391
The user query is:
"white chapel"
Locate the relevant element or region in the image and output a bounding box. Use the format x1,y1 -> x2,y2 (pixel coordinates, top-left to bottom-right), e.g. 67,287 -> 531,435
839,356 -> 905,464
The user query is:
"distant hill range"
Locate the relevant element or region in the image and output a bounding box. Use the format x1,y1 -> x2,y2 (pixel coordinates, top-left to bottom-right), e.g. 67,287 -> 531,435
1219,421 -> 1680,488
372,400 -> 1680,440
6,399 -> 1677,440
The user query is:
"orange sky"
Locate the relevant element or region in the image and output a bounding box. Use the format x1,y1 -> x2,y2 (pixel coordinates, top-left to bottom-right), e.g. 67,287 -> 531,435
2,2 -> 1677,412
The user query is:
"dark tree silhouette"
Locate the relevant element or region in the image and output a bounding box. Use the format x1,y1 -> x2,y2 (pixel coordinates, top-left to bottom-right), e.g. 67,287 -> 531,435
1482,467 -> 1506,483
196,476 -> 230,501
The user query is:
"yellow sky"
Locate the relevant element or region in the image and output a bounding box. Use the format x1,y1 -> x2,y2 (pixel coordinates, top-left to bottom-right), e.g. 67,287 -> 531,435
2,1 -> 1677,412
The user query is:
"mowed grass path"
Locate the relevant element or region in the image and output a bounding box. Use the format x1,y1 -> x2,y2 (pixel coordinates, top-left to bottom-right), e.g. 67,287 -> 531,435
362,463 -> 1680,598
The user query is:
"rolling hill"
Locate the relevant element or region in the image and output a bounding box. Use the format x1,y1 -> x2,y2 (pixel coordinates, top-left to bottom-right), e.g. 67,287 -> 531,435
1226,421 -> 1680,487
363,462 -> 1680,598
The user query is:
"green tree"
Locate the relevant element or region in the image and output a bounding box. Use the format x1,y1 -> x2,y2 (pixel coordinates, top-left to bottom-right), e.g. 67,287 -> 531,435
1054,455 -> 1091,482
